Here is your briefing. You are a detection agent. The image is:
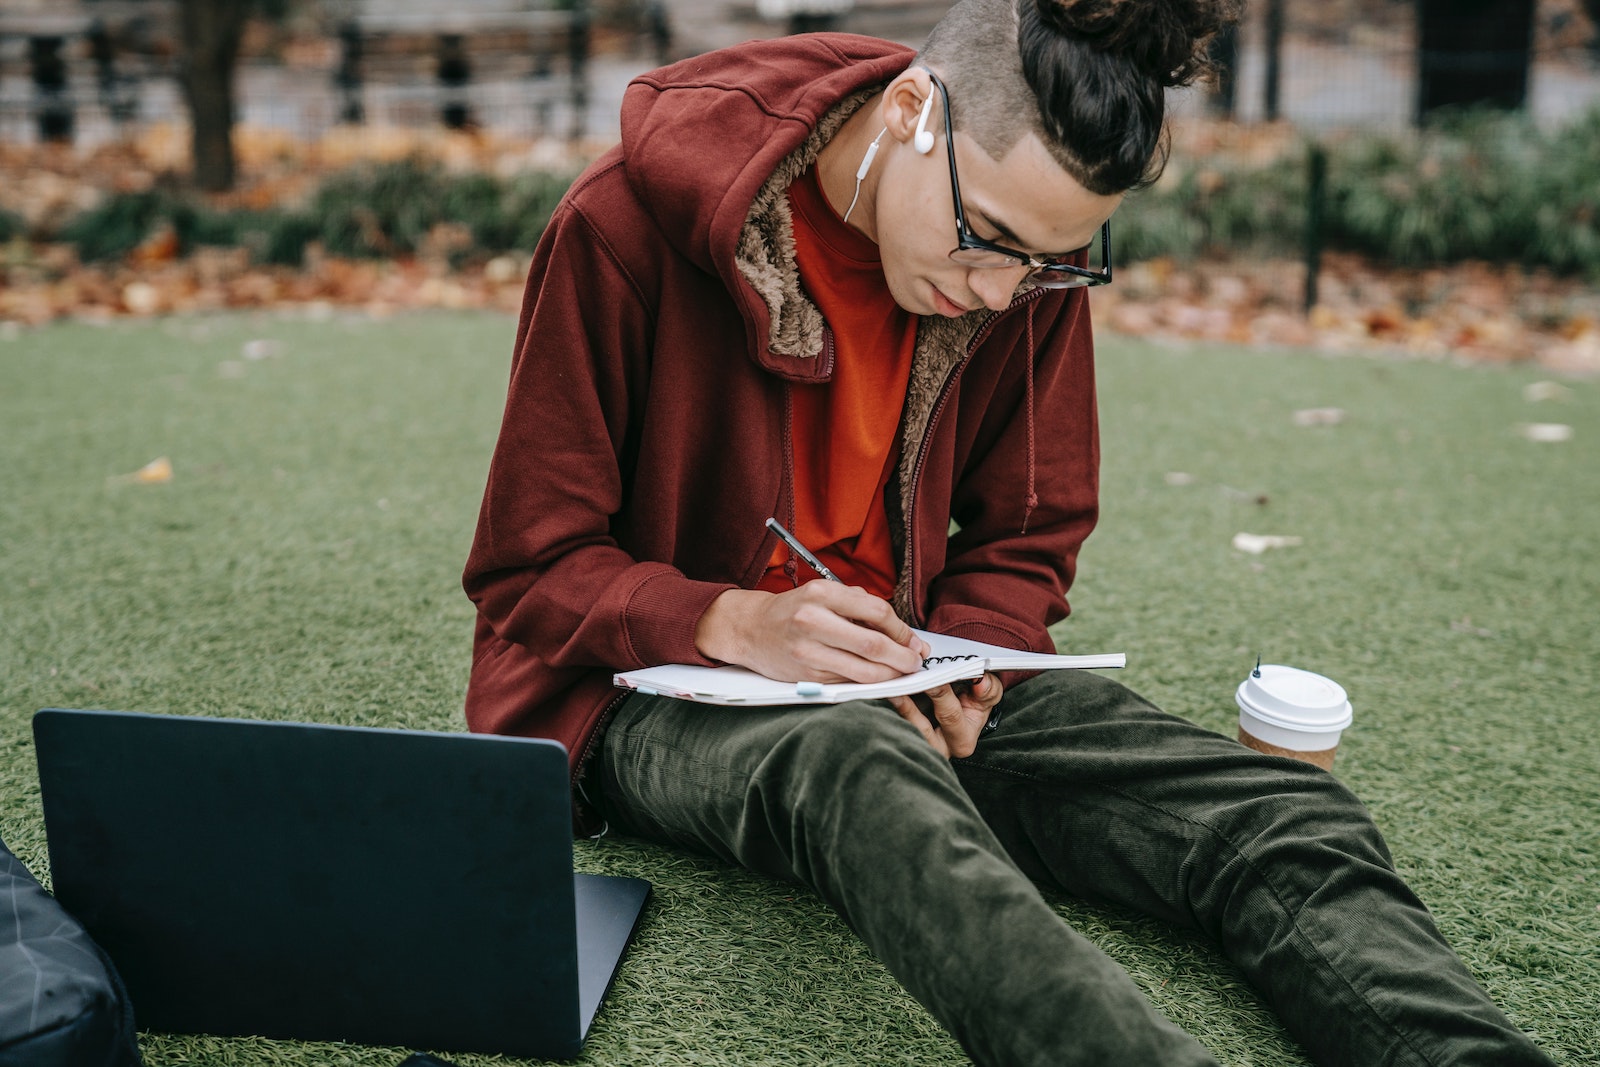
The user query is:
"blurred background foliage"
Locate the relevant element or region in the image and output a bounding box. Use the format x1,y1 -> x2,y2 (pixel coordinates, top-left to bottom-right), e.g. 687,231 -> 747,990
44,156 -> 576,267
4,0 -> 1599,360
29,101 -> 1600,278
1120,104 -> 1600,277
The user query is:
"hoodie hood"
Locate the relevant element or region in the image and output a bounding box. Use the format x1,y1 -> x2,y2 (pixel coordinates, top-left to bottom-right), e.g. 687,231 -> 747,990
619,35 -> 914,376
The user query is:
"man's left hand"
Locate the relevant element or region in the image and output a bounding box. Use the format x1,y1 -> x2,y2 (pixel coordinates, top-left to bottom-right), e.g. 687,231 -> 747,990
889,673 -> 1002,759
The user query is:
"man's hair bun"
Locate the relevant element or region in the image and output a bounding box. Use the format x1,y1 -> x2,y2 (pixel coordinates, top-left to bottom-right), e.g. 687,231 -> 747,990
1031,0 -> 1239,89
916,0 -> 1241,194
1003,0 -> 1240,191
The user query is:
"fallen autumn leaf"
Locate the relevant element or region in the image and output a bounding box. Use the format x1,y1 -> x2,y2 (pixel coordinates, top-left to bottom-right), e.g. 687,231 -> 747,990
109,456 -> 173,486
1232,532 -> 1303,555
1517,423 -> 1574,443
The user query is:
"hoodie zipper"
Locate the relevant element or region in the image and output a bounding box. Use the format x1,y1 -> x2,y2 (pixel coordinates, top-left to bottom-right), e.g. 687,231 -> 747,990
901,287 -> 1050,625
573,690 -> 631,829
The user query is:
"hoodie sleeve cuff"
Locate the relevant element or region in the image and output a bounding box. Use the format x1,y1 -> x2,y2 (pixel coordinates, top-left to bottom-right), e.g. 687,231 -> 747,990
621,570 -> 738,668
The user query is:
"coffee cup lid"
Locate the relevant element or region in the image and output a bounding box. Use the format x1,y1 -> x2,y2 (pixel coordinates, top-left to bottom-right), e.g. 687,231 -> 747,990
1236,665 -> 1352,733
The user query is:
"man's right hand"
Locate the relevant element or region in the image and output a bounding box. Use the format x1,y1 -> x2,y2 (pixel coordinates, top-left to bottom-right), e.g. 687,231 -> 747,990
694,583 -> 930,684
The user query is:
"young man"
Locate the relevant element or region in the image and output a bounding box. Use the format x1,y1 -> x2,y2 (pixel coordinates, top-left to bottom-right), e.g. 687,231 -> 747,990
463,0 -> 1556,1062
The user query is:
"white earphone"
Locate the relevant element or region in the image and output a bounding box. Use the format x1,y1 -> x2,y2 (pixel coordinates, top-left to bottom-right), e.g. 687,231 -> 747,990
913,89 -> 936,155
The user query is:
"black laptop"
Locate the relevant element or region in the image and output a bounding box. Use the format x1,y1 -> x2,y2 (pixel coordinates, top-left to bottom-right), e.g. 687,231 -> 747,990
32,708 -> 649,1060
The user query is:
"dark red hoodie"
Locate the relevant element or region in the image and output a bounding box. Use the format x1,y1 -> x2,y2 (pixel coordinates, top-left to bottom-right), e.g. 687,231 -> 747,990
462,34 -> 1102,823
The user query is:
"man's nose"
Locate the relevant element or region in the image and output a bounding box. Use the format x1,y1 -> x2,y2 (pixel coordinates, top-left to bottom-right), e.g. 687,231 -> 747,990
966,265 -> 1031,311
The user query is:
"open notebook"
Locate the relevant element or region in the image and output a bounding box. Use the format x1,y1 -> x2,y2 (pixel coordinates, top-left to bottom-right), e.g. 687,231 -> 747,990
614,629 -> 1124,706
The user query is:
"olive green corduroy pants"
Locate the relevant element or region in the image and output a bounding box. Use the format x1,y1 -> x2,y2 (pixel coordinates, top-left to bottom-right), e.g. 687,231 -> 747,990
598,670 -> 1554,1067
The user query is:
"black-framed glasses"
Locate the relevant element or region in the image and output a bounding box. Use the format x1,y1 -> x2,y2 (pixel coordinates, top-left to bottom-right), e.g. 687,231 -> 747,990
926,71 -> 1113,289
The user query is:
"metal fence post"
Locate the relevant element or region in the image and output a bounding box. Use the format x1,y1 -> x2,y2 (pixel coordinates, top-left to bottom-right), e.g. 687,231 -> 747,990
1209,19 -> 1238,120
438,32 -> 472,130
647,0 -> 672,66
89,19 -> 138,128
335,21 -> 364,125
1303,141 -> 1326,316
567,0 -> 590,143
1263,0 -> 1283,122
29,34 -> 74,143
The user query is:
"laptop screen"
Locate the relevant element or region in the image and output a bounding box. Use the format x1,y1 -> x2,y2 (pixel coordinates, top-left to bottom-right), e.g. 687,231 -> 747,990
34,708 -> 620,1059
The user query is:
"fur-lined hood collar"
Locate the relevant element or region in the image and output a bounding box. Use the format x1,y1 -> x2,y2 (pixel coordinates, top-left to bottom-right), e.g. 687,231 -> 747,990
618,34 -> 993,381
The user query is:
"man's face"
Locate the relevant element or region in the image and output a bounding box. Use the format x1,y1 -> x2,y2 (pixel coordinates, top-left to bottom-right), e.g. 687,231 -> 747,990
875,128 -> 1123,317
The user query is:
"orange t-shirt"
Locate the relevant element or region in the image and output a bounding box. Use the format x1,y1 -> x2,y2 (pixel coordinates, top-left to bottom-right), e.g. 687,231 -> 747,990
757,167 -> 918,599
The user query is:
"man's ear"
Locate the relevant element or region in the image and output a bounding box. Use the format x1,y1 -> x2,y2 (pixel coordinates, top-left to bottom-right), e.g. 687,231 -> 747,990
882,67 -> 937,153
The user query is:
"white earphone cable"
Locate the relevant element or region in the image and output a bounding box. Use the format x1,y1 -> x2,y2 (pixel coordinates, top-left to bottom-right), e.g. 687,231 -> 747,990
842,127 -> 888,225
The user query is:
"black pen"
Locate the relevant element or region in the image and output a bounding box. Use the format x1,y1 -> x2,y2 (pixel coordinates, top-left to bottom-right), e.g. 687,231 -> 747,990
765,517 -> 843,584
764,517 -> 996,729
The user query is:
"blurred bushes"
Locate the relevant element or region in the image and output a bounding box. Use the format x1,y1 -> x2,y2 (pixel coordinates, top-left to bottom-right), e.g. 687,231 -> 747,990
28,106 -> 1600,280
47,157 -> 574,268
308,159 -> 457,259
58,190 -> 192,261
1119,158 -> 1307,263
1121,105 -> 1600,278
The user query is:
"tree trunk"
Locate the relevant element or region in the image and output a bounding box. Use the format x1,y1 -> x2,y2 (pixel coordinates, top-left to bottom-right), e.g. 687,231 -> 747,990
177,0 -> 250,192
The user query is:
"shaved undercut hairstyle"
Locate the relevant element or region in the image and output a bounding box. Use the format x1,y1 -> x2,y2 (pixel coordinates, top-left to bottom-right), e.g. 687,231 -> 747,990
918,0 -> 1241,195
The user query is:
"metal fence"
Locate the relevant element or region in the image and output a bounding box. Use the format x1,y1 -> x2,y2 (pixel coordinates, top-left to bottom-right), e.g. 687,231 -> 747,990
1189,0 -> 1600,131
0,0 -> 1597,149
0,0 -> 665,147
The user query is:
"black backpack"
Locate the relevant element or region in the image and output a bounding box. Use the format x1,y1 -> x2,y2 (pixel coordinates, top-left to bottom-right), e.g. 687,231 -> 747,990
0,836 -> 142,1067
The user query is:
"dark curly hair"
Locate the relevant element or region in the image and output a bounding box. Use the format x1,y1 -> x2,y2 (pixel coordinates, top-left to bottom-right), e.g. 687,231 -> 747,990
918,0 -> 1241,195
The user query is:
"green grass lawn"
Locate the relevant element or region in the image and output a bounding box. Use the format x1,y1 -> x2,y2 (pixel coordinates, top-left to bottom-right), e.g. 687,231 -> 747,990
2,311 -> 1595,1066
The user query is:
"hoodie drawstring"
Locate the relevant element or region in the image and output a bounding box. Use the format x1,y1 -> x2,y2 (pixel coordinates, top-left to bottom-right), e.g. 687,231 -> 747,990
1021,302 -> 1039,534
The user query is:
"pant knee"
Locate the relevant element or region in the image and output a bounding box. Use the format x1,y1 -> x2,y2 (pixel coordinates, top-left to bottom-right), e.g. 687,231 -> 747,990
753,703 -> 975,866
1260,766 -> 1393,865
762,702 -> 945,812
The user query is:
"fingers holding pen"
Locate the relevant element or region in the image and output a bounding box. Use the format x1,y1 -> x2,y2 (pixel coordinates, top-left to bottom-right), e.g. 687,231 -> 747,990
782,582 -> 929,680
796,582 -> 928,660
695,583 -> 928,684
763,516 -> 926,650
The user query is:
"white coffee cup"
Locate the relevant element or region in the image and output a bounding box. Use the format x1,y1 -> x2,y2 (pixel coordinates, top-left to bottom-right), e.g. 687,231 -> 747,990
1235,665 -> 1353,770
